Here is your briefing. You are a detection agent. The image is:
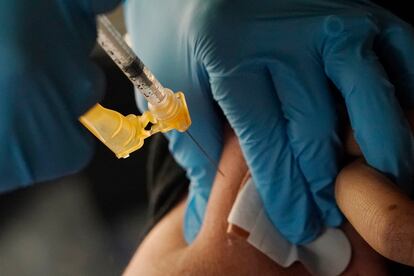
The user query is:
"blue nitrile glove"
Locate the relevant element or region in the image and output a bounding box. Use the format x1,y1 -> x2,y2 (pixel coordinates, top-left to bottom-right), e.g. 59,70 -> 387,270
126,0 -> 414,244
0,0 -> 121,192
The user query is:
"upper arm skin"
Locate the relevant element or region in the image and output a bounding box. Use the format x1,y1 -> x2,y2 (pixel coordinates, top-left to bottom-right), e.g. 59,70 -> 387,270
124,127 -> 388,276
123,129 -> 308,276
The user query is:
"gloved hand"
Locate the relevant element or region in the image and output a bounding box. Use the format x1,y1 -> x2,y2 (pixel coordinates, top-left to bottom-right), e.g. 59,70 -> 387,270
0,0 -> 121,192
126,0 -> 414,244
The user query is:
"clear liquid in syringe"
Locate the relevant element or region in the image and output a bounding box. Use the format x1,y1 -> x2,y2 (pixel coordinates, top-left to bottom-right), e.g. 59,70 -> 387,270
97,16 -> 166,105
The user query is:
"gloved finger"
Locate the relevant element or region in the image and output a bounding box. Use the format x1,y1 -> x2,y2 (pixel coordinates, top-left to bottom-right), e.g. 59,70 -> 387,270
376,19 -> 414,108
210,69 -> 321,244
37,16 -> 107,115
0,0 -> 113,190
268,60 -> 343,228
0,53 -> 103,189
135,83 -> 224,244
324,21 -> 414,193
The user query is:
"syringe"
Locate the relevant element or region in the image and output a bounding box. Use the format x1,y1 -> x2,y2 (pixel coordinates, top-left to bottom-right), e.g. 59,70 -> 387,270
80,15 -> 223,175
95,15 -> 192,133
97,16 -> 165,106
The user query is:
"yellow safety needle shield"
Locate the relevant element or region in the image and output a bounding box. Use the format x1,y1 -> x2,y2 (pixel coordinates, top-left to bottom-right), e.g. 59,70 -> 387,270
79,90 -> 191,159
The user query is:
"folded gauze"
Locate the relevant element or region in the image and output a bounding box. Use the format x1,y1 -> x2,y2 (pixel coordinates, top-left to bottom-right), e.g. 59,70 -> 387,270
227,177 -> 351,276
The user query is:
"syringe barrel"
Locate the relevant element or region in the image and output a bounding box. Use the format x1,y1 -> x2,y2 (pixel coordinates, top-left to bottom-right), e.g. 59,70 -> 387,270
97,15 -> 166,105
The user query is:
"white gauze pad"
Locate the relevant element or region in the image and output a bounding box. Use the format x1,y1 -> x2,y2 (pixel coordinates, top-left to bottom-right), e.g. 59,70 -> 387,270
228,178 -> 351,276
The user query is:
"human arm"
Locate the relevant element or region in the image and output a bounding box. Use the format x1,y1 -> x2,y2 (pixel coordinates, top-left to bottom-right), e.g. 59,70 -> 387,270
123,128 -> 309,275
123,127 -> 387,276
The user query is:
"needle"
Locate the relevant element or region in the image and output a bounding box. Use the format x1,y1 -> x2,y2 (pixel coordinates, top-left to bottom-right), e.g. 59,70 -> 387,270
185,131 -> 225,177
97,16 -> 222,176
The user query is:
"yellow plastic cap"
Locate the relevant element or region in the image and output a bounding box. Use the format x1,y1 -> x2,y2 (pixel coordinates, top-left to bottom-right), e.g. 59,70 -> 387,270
79,104 -> 153,158
79,90 -> 192,159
